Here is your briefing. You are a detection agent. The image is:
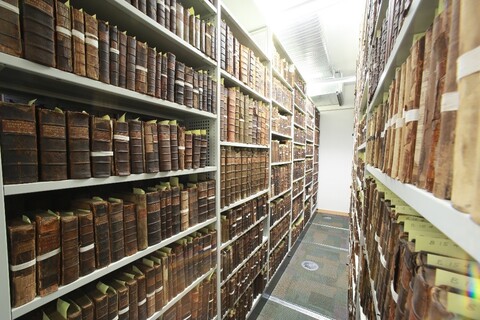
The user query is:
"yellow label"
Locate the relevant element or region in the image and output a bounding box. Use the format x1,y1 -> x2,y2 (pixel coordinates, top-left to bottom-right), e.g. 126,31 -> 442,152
22,215 -> 31,224
116,279 -> 126,286
143,258 -> 154,267
435,269 -> 480,292
404,220 -> 439,232
132,265 -> 143,275
96,282 -> 109,294
57,298 -> 70,319
408,229 -> 446,242
170,177 -> 179,187
394,206 -> 420,216
447,292 -> 480,319
150,256 -> 161,264
397,215 -> 425,223
415,236 -> 470,259
427,254 -> 475,275
123,272 -> 135,279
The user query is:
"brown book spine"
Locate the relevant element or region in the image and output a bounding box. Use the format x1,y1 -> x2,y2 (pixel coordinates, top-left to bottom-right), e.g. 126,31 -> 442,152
0,0 -> 21,57
170,0 -> 176,34
164,188 -> 173,238
183,6 -> 189,43
164,0 -> 170,31
84,12 -> 99,80
220,147 -> 226,208
161,53 -> 168,100
144,121 -> 159,173
170,122 -> 179,171
146,190 -> 161,245
112,120 -> 130,176
86,288 -> 108,320
189,14 -> 195,48
114,274 -> 138,320
227,88 -> 236,142
158,122 -> 172,171
175,61 -> 185,105
188,186 -> 198,226
178,126 -> 185,170
198,71 -> 204,111
7,218 -> 36,307
184,131 -> 193,169
118,31 -> 127,88
167,52 -> 176,102
135,41 -> 148,94
22,0 -> 55,67
33,212 -> 60,296
200,131 -> 207,168
37,108 -> 67,181
197,182 -> 208,223
201,20 -> 206,55
220,20 -> 226,70
192,132 -> 201,169
175,2 -> 183,39
109,25 -> 120,86
195,15 -> 201,50
180,190 -> 189,231
203,73 -> 209,112
71,7 -> 86,76
184,66 -> 194,108
106,286 -> 119,320
60,213 -> 79,286
137,0 -> 146,13
123,202 -> 138,256
147,0 -> 156,20
0,101 -> 38,184
120,192 -> 148,250
126,36 -> 137,91
70,294 -> 94,320
155,51 -> 162,98
66,111 -> 91,179
171,186 -> 180,234
193,71 -> 199,109
108,281 -> 129,320
159,189 -> 168,239
55,0 -> 73,72
150,257 -> 164,312
129,119 -> 144,174
136,264 -> 156,317
157,0 -> 166,27
90,116 -> 113,178
74,209 -> 95,276
108,199 -> 125,262
131,268 -> 147,319
207,179 -> 215,220
98,20 -> 110,84
147,47 -> 156,96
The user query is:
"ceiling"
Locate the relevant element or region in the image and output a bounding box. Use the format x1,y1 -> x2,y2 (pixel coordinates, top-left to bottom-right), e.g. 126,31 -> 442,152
222,0 -> 365,107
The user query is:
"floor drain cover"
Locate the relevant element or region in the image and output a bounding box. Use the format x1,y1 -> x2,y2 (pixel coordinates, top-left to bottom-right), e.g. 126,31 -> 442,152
323,216 -> 332,220
301,261 -> 319,271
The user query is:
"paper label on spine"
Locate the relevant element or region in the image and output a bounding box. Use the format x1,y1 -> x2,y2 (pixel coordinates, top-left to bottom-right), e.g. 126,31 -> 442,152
441,92 -> 460,112
426,253 -> 474,274
457,45 -> 480,81
415,236 -> 470,259
404,109 -> 420,123
435,268 -> 480,292
56,26 -> 72,37
447,292 -> 480,319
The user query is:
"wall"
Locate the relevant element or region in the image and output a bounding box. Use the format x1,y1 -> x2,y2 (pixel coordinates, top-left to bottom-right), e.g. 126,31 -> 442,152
316,86 -> 354,214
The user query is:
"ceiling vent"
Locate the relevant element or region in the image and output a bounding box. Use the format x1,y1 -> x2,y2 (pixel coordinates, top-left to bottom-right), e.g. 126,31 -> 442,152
310,81 -> 343,107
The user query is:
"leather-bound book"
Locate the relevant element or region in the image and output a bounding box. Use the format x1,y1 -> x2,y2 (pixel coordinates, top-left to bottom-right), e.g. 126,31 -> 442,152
112,117 -> 130,176
59,212 -> 79,286
170,177 -> 181,234
70,294 -> 94,320
206,23 -> 213,59
118,31 -> 127,88
135,41 -> 148,94
144,120 -> 159,173
99,283 -> 119,320
109,25 -> 119,86
164,0 -> 170,32
187,184 -> 198,226
7,216 -> 36,307
184,131 -> 193,169
188,14 -> 195,47
226,26 -> 234,75
183,6 -> 189,43
193,71 -> 199,109
180,189 -> 189,231
0,0 -> 21,57
128,119 -> 144,174
158,185 -> 169,239
207,179 -> 215,219
84,12 -> 99,80
161,53 -> 168,100
107,198 -> 125,262
149,255 -> 164,311
147,47 -> 156,96
115,272 -> 138,320
32,211 -> 60,296
240,45 -> 249,84
170,0 -> 176,34
86,285 -> 108,320
126,36 -> 137,91
177,125 -> 185,170
123,201 -> 138,256
164,186 -> 173,238
167,52 -> 176,102
137,0 -> 146,14
74,209 -> 95,276
155,51 -> 162,98
210,24 -> 216,61
195,16 -> 201,50
184,66 -> 194,108
157,0 -> 166,27
130,0 -> 139,9
202,73 -> 208,112
175,2 -> 183,39
192,131 -> 201,169
200,20 -> 206,54
197,71 -> 204,110
0,101 -> 38,184
136,260 -> 156,317
22,0 -> 55,67
90,116 -> 113,178
212,78 -> 217,114
146,0 -> 156,20
220,147 -> 225,208
130,266 -> 147,320
108,280 -> 129,320
197,181 -> 207,223
170,120 -> 179,171
44,298 -> 82,320
66,111 -> 91,179
119,189 -> 148,250
150,251 -> 168,306
98,20 -> 110,84
145,188 -> 161,245
170,241 -> 185,292
175,62 -> 185,105
71,7 -> 86,76
73,198 -> 111,269
227,87 -> 236,142
158,120 -> 172,171
220,20 -> 226,70
37,107 -> 67,181
200,129 -> 207,168
54,0 -> 73,72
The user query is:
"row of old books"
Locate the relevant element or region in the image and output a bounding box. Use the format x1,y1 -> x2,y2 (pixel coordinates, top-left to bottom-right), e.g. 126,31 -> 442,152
271,106 -> 291,137
305,170 -> 313,186
306,144 -> 314,157
125,0 -> 217,61
306,124 -> 314,140
365,1 -> 480,223
293,162 -> 304,181
0,1 -> 217,114
306,158 -> 313,172
220,147 -> 268,209
270,192 -> 291,227
294,88 -> 306,111
272,47 -> 294,87
294,145 -> 305,160
292,193 -> 303,222
8,175 -> 215,307
269,213 -> 289,253
360,178 -> 479,320
221,243 -> 267,318
220,194 -> 268,243
19,234 -> 217,320
294,108 -> 305,129
272,77 -> 293,111
271,164 -> 291,197
293,70 -> 306,95
220,222 -> 264,281
220,21 -> 269,98
294,126 -> 306,145
290,216 -> 304,247
219,85 -> 269,146
271,140 -> 292,163
305,99 -> 315,118
268,238 -> 288,279
292,179 -> 304,200
0,101 -> 209,184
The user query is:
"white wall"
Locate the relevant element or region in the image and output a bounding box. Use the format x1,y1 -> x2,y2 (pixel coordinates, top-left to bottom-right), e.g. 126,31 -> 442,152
316,92 -> 354,213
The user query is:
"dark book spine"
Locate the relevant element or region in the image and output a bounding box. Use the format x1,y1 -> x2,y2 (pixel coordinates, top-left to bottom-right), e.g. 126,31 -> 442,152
37,108 -> 67,181
177,126 -> 185,170
146,190 -> 161,245
98,20 -> 110,84
22,0 -> 55,67
171,186 -> 180,234
202,73 -> 208,111
84,12 -> 99,80
188,186 -> 198,226
144,121 -> 160,173
0,0 -> 21,57
136,264 -> 156,317
126,36 -> 137,91
118,31 -> 127,88
0,102 -> 38,184
60,214 -> 79,285
165,189 -> 172,238
75,210 -> 95,276
158,122 -> 172,171
147,0 -> 156,20
155,51 -> 163,98
123,202 -> 138,256
197,182 -> 208,223
175,61 -> 185,105
157,0 -> 166,27
198,71 -> 203,111
167,52 -> 176,102
193,70 -> 199,109
220,20 -> 226,70
90,116 -> 113,178
71,7 -> 86,76
108,201 -> 125,262
200,131 -> 207,168
128,120 -> 144,174
161,53 -> 168,100
184,132 -> 193,169
170,122 -> 179,171
55,0 -> 73,72
164,0 -> 171,32
189,15 -> 195,48
86,289 -> 108,320
192,132 -> 201,169
112,120 -> 130,176
184,66 -> 194,108
147,47 -> 156,96
135,41 -> 148,94
180,190 -> 189,231
207,179 -> 215,219
90,201 -> 111,268
170,0 -> 176,34
66,111 -> 91,179
138,0 -> 147,14
175,2 -> 183,39
160,189 -> 168,239
220,147 -> 226,208
109,25 -> 120,86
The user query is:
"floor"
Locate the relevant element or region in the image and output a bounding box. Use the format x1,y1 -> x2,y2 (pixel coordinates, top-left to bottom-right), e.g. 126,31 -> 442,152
250,212 -> 350,320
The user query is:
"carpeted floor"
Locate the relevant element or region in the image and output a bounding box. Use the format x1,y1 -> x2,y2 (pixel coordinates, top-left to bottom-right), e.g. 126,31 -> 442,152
250,212 -> 350,320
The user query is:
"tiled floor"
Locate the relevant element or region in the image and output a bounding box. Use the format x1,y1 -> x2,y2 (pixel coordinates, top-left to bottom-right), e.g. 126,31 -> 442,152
250,212 -> 349,320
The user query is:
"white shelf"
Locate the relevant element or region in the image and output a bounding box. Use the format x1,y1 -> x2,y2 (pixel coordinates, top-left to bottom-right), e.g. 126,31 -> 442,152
270,210 -> 291,230
4,166 -> 217,195
293,176 -> 304,184
272,68 -> 293,91
269,188 -> 292,203
220,141 -> 269,149
293,141 -> 305,146
357,142 -> 366,151
221,70 -> 270,103
0,54 -> 216,120
294,122 -> 306,130
220,189 -> 269,213
366,165 -> 480,262
367,0 -> 437,113
294,84 -> 307,98
271,131 -> 293,140
305,138 -> 314,144
294,103 -> 306,115
292,190 -> 303,201
269,230 -> 289,254
220,215 -> 267,250
147,268 -> 216,320
293,158 -> 305,162
11,217 -> 217,318
271,160 -> 291,166
305,168 -> 313,174
272,99 -> 294,115
291,210 -> 304,225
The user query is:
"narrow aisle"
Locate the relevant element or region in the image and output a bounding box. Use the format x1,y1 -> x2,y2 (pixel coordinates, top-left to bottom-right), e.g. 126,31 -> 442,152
250,213 -> 350,320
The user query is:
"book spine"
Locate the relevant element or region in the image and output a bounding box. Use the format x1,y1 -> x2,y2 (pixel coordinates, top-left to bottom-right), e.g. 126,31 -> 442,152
108,201 -> 125,262
0,0 -> 21,57
184,66 -> 194,108
71,7 -> 86,76
180,190 -> 189,231
98,20 -> 110,84
126,35 -> 137,91
55,0 -> 73,72
118,31 -> 127,88
135,41 -> 148,94
75,211 -> 95,276
170,0 -> 176,34
112,120 -> 130,176
171,186 -> 181,234
90,116 -> 113,178
147,47 -> 156,96
184,132 -> 193,169
158,123 -> 172,171
177,126 -> 185,170
157,0 -> 166,27
197,182 -> 208,223
183,6 -> 189,43
170,123 -> 179,171
60,214 -> 79,285
109,25 -> 120,87
84,12 -> 99,80
192,132 -> 201,169
91,201 -> 112,268
144,121 -> 160,173
175,3 -> 183,39
146,190 -> 161,245
167,52 -> 176,102
147,0 -> 156,20
188,186 -> 198,226
129,120 -> 144,174
123,202 -> 138,256
175,61 -> 185,106
155,51 -> 163,98
207,180 -> 215,220
161,53 -> 168,100
164,0 -> 170,32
